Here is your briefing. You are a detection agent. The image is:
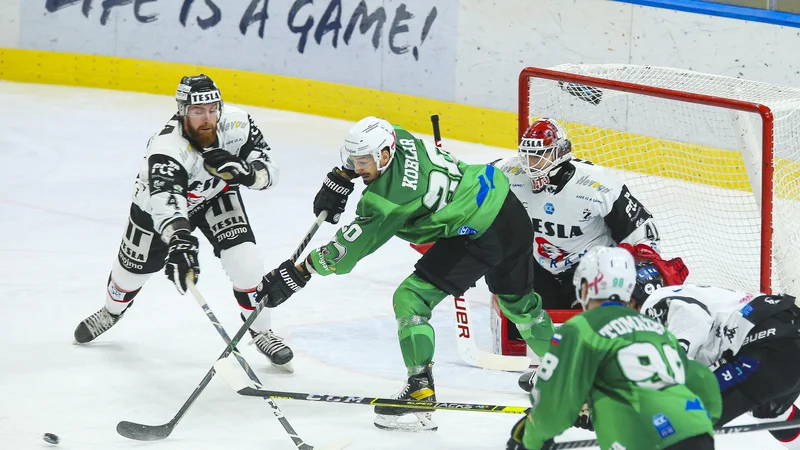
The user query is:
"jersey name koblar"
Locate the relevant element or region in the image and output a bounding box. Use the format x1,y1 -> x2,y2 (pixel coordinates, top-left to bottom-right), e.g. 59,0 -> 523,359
495,156 -> 658,274
131,105 -> 277,241
640,284 -> 775,368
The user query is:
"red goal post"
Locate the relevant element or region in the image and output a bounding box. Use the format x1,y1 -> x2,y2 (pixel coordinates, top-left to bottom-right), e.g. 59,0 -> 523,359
519,66 -> 775,295
491,64 -> 799,357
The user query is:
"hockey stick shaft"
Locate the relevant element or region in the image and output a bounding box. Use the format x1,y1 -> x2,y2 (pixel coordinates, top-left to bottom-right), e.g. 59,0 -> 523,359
187,283 -> 315,449
212,354 -> 527,414
551,417 -> 800,449
116,211 -> 328,441
238,386 -> 527,414
431,114 -> 443,149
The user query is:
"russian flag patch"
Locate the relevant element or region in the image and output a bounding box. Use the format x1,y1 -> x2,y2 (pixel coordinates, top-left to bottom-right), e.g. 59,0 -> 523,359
551,333 -> 562,346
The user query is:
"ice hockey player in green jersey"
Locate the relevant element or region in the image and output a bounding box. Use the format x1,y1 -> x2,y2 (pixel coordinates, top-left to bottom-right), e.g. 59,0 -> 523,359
507,246 -> 722,450
253,116 -> 555,431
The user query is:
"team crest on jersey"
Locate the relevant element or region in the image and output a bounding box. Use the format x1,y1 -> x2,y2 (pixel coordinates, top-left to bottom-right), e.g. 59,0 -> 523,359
531,175 -> 549,192
534,236 -> 567,261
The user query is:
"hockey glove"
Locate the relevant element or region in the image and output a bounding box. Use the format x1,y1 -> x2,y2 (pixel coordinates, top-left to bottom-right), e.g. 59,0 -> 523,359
313,167 -> 355,224
255,260 -> 311,308
619,243 -> 689,285
202,148 -> 256,187
165,230 -> 200,295
573,404 -> 594,431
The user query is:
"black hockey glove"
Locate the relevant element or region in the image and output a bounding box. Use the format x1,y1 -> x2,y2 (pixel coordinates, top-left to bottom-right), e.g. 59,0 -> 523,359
165,230 -> 200,295
573,404 -> 594,431
313,167 -> 355,224
255,260 -> 311,308
202,148 -> 256,187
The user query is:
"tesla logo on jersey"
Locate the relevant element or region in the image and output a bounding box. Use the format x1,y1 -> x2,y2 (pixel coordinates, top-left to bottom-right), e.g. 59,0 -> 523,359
535,237 -> 567,261
532,218 -> 584,238
543,202 -> 555,215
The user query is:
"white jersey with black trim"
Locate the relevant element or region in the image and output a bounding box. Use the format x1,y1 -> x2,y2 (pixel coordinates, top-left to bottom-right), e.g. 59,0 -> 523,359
131,105 -> 277,241
639,284 -> 760,368
495,156 -> 658,274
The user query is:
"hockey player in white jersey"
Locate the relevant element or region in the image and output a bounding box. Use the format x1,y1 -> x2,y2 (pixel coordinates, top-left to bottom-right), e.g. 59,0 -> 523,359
494,118 -> 660,310
632,251 -> 800,447
73,74 -> 293,370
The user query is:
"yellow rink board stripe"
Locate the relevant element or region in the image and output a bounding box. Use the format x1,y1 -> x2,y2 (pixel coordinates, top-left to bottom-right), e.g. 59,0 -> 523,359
0,48 -> 518,148
2,48 -> 797,196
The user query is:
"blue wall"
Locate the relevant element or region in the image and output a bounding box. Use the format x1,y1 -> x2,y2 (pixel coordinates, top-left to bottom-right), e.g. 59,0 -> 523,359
614,0 -> 800,27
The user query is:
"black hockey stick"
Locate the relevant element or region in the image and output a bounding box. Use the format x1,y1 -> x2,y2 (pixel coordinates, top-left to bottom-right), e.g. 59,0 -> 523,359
213,355 -> 528,414
431,114 -> 443,149
116,211 -> 328,442
550,416 -> 800,449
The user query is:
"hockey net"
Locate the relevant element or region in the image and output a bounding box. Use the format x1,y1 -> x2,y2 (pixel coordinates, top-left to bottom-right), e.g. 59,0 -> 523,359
521,64 -> 800,297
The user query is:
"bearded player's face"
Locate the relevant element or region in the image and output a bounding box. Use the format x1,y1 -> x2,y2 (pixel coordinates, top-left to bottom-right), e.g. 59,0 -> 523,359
184,103 -> 218,148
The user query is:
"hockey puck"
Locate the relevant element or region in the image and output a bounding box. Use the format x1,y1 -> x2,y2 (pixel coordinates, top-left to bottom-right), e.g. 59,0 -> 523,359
43,433 -> 59,445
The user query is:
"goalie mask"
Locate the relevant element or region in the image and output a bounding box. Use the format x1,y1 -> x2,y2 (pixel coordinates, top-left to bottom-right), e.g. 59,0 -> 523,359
573,247 -> 636,310
340,116 -> 397,172
176,74 -> 223,120
518,118 -> 572,181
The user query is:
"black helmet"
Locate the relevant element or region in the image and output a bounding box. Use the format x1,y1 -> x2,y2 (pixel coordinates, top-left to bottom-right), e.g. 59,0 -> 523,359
631,260 -> 664,307
176,74 -> 222,117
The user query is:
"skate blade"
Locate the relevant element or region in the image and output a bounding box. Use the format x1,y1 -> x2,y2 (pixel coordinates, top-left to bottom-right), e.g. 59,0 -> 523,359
270,360 -> 294,373
373,412 -> 437,432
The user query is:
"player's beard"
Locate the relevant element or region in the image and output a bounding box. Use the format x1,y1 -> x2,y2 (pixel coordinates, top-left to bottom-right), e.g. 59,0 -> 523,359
187,122 -> 217,148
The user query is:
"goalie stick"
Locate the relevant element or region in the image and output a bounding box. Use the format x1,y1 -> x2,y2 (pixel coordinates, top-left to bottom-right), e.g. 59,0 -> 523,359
213,355 -> 528,414
116,212 -> 330,443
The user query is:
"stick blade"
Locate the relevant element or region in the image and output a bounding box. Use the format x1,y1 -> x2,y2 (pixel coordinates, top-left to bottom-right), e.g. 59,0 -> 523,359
116,420 -> 174,441
213,355 -> 259,392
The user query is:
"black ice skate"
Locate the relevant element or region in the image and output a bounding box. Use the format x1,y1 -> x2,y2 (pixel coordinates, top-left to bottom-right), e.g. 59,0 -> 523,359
249,328 -> 294,373
374,363 -> 438,432
518,369 -> 537,392
74,307 -> 125,344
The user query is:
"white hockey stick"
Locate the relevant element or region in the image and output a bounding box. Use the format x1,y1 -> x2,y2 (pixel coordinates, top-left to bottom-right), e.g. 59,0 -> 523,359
454,295 -> 532,371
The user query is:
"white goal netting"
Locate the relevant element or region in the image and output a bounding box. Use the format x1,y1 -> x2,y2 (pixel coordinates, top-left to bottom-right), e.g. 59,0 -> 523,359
522,64 -> 800,296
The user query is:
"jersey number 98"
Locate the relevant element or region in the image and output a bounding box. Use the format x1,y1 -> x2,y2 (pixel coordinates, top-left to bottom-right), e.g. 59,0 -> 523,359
618,343 -> 685,390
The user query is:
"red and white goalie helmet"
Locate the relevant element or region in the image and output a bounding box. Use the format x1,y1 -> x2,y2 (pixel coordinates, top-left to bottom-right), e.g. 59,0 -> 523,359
518,118 -> 572,179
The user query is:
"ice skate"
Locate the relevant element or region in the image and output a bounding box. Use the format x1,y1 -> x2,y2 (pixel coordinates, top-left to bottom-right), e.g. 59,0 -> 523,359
250,329 -> 294,373
374,363 -> 438,432
74,307 -> 125,344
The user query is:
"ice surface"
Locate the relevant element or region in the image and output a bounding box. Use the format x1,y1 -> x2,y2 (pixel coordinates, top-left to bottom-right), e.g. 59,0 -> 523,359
0,82 -> 785,449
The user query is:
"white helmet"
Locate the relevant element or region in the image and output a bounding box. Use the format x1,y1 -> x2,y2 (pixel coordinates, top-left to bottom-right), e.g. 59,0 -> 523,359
340,116 -> 397,172
572,246 -> 637,310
